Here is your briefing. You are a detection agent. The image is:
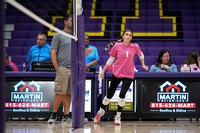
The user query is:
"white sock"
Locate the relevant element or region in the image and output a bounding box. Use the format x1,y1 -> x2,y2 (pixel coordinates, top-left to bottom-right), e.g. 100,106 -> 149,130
118,98 -> 125,107
102,96 -> 111,105
116,112 -> 121,117
98,107 -> 104,113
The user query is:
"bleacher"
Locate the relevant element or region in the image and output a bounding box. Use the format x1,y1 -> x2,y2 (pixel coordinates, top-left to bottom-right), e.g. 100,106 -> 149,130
4,0 -> 200,71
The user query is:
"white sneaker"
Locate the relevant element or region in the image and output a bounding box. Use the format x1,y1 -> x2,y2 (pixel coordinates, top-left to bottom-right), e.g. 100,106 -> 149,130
62,117 -> 72,123
47,114 -> 57,124
62,115 -> 70,122
94,109 -> 105,124
84,118 -> 88,124
114,115 -> 121,125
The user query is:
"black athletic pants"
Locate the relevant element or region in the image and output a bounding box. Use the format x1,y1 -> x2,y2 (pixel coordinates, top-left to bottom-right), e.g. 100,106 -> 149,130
101,75 -> 133,112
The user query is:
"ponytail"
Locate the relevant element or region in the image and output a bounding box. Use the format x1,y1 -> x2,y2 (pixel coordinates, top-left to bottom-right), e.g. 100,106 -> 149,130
105,39 -> 122,50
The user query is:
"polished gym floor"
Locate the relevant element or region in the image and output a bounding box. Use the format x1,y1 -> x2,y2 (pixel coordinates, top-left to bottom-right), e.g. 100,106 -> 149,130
5,119 -> 200,133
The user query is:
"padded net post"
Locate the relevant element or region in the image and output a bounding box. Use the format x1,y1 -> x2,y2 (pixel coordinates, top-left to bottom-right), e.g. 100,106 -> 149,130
71,14 -> 85,128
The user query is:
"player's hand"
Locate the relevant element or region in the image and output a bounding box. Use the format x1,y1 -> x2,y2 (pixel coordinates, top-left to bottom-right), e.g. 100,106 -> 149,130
100,71 -> 105,79
142,65 -> 149,71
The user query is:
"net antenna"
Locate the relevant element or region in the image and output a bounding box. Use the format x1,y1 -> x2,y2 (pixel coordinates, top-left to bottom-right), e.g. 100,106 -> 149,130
5,0 -> 78,41
73,0 -> 83,38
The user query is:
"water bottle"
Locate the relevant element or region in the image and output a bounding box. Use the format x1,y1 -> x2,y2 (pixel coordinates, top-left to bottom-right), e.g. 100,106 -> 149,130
22,63 -> 26,72
160,64 -> 165,72
181,64 -> 190,72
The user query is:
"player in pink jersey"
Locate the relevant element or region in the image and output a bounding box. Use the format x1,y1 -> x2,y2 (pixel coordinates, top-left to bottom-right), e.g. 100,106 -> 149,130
94,29 -> 149,125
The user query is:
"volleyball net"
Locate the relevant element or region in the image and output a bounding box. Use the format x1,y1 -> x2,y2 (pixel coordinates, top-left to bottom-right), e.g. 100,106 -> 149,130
5,0 -> 83,41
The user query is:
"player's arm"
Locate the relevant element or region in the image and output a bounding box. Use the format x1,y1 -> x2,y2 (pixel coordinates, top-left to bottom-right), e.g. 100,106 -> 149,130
138,52 -> 149,71
100,56 -> 115,79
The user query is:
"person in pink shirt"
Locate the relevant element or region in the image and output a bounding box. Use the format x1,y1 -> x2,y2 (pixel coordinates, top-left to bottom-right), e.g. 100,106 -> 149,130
94,29 -> 148,125
184,51 -> 200,72
5,53 -> 19,72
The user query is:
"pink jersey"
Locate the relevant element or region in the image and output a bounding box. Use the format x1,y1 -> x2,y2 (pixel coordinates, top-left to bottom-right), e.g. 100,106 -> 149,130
109,42 -> 142,79
8,61 -> 19,72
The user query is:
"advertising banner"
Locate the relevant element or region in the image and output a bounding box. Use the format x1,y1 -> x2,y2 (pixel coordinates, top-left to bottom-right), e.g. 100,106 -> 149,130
5,81 -> 54,113
142,80 -> 200,113
5,79 -> 92,115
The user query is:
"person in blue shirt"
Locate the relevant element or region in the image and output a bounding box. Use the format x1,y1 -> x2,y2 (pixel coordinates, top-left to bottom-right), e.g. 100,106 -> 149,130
149,49 -> 178,72
85,34 -> 99,73
27,32 -> 51,70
